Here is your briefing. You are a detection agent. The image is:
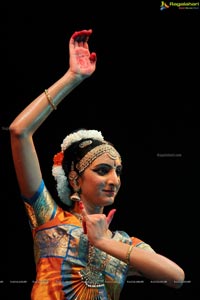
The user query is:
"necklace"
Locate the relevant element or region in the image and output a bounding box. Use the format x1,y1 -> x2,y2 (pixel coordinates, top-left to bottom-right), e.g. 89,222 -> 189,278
70,209 -> 110,287
80,243 -> 110,288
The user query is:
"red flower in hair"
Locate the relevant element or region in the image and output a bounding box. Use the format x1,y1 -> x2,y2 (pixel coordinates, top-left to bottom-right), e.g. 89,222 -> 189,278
53,151 -> 64,166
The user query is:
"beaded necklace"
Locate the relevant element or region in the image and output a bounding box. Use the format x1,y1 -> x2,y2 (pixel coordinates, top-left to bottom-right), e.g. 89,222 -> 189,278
70,210 -> 110,287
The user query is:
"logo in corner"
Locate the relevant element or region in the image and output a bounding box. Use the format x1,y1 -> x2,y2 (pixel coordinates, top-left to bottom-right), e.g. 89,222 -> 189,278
160,1 -> 170,10
160,1 -> 200,11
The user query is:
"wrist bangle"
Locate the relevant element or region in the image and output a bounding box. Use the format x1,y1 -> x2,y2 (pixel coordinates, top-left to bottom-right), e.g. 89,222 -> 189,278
125,245 -> 133,265
44,89 -> 57,110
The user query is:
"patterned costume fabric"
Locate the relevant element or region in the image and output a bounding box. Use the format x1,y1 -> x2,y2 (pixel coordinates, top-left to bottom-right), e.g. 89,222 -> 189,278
22,180 -> 155,300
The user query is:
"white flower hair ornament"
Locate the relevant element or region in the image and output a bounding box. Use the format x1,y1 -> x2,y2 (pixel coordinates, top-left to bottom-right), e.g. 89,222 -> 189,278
61,129 -> 105,151
52,151 -> 72,206
52,129 -> 105,206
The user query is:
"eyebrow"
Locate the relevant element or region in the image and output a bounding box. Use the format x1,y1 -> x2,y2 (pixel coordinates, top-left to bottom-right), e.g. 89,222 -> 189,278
92,163 -> 122,168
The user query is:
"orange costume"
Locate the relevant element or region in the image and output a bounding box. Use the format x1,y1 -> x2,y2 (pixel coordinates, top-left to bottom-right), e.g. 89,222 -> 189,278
23,180 -> 154,300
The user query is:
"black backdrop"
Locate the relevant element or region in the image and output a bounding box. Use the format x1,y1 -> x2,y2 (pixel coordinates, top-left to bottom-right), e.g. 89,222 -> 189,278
1,1 -> 199,299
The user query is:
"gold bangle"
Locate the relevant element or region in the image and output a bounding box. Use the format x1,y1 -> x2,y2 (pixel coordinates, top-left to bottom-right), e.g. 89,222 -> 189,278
44,89 -> 57,110
125,245 -> 133,265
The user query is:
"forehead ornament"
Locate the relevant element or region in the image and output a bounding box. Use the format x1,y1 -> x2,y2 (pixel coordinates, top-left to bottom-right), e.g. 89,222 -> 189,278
76,144 -> 121,173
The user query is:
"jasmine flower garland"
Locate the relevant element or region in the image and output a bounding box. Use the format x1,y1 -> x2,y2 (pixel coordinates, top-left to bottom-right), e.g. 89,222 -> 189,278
52,129 -> 106,206
61,129 -> 105,151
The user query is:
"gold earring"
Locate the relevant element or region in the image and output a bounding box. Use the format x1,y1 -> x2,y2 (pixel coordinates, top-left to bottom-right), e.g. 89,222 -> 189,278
70,190 -> 80,201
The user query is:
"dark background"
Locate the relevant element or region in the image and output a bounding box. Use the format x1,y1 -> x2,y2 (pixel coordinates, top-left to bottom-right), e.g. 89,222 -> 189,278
1,1 -> 199,299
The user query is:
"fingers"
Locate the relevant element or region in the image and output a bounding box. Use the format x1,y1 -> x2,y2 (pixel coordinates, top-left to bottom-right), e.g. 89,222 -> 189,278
106,209 -> 116,226
79,201 -> 86,216
79,201 -> 116,234
82,220 -> 87,234
90,52 -> 97,63
71,29 -> 93,43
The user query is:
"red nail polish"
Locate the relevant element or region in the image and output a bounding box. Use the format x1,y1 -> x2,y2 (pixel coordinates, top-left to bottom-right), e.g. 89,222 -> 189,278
79,201 -> 84,210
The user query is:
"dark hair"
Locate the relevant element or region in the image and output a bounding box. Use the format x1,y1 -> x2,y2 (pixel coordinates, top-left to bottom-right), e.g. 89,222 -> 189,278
62,138 -> 105,177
